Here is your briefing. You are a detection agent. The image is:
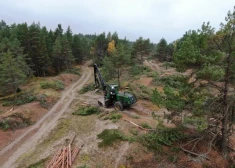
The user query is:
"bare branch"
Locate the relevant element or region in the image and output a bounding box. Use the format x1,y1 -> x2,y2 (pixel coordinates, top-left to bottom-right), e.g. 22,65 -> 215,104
206,80 -> 223,92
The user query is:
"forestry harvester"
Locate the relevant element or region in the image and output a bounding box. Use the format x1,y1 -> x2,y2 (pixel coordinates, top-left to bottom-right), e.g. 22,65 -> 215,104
94,64 -> 136,111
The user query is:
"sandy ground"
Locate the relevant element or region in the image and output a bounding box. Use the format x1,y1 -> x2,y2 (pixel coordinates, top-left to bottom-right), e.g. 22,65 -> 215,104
0,63 -> 92,168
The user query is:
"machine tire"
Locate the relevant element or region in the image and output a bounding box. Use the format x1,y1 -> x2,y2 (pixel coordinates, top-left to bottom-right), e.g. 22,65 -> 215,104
114,101 -> 123,111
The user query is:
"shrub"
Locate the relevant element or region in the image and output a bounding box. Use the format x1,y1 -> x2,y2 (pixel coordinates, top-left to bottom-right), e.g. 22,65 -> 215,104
79,83 -> 95,94
108,112 -> 123,123
151,86 -> 186,112
160,75 -> 188,89
130,65 -> 151,76
151,89 -> 163,106
54,80 -> 64,90
40,80 -> 64,90
0,119 -> 9,130
147,71 -> 159,78
72,106 -> 100,116
63,67 -> 81,75
183,117 -> 208,131
140,123 -> 152,129
128,83 -> 151,100
164,86 -> 185,112
97,129 -> 128,147
139,127 -> 185,153
37,94 -> 49,108
2,90 -> 37,106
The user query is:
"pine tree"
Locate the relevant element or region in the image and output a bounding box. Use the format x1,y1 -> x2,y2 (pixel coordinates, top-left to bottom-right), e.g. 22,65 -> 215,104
52,36 -> 74,72
72,35 -> 83,64
28,22 -> 41,76
54,24 -> 63,40
0,50 -> 27,96
103,43 -> 131,86
156,38 -> 168,62
65,26 -> 73,46
111,32 -> 119,46
52,36 -> 63,72
61,35 -> 74,69
132,37 -> 151,62
38,28 -> 50,76
91,32 -> 108,64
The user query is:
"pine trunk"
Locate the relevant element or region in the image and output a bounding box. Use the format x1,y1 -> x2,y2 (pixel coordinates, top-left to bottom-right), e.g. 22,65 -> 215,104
221,53 -> 231,156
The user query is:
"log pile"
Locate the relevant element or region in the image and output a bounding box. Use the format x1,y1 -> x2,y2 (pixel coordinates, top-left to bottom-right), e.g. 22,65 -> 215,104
47,144 -> 83,168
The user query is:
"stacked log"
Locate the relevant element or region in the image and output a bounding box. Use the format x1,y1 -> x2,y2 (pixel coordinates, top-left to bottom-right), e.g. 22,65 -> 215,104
47,144 -> 83,168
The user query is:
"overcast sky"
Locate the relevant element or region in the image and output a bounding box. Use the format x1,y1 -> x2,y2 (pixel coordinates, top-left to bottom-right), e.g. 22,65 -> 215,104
0,0 -> 234,43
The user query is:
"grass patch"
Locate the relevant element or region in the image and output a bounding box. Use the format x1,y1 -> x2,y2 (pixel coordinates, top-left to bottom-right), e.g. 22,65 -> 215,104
97,129 -> 129,147
140,123 -> 152,129
79,83 -> 95,94
63,67 -> 81,75
40,80 -> 64,90
2,90 -> 37,106
27,158 -> 47,168
72,106 -> 100,116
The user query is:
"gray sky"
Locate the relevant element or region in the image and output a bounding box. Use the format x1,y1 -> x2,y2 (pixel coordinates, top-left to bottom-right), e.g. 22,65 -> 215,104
0,0 -> 234,43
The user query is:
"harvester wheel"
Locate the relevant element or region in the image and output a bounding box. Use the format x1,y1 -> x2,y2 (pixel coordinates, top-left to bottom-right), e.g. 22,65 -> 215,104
114,101 -> 123,111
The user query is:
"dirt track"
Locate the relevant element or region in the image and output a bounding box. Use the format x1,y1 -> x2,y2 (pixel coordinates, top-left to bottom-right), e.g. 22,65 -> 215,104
0,64 -> 92,168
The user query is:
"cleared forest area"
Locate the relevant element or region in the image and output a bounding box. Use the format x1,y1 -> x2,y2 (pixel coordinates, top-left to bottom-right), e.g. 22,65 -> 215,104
0,6 -> 235,168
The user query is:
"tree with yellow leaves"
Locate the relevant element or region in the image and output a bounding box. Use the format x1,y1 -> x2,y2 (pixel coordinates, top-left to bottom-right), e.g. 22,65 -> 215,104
107,40 -> 116,55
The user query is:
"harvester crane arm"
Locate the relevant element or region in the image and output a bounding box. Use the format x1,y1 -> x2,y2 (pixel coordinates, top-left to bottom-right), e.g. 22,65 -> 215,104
94,64 -> 106,92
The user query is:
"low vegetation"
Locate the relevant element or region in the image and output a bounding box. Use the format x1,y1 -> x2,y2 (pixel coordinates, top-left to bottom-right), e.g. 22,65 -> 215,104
2,90 -> 37,106
77,165 -> 90,168
152,86 -> 186,112
139,126 -> 185,153
63,67 -> 81,75
27,158 -> 47,168
140,123 -> 152,129
40,80 -> 64,90
128,83 -> 151,100
97,129 -> 130,147
0,113 -> 32,131
0,119 -> 9,130
129,65 -> 151,77
79,83 -> 95,94
72,106 -> 100,116
99,111 -> 123,123
183,117 -> 208,131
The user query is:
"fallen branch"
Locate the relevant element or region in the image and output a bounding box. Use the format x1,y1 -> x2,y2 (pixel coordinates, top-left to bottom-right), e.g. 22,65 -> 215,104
70,134 -> 76,145
180,142 -> 210,160
3,107 -> 14,117
124,119 -> 154,132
